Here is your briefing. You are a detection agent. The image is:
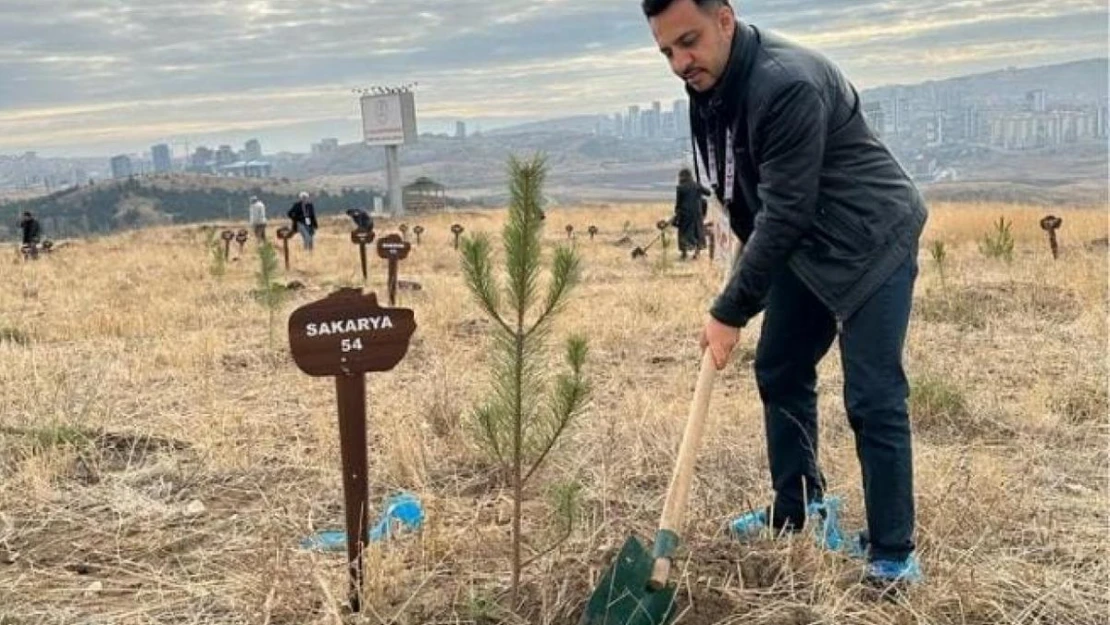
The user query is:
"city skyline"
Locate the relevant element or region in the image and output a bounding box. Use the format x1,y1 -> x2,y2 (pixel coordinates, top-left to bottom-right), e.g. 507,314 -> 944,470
0,0 -> 1106,157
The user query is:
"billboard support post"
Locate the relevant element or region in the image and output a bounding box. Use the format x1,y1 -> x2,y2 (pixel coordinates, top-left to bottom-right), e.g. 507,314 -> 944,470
386,145 -> 401,217
357,87 -> 419,219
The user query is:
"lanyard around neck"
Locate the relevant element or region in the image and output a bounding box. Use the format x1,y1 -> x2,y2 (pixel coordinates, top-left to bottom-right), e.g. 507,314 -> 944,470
697,127 -> 735,204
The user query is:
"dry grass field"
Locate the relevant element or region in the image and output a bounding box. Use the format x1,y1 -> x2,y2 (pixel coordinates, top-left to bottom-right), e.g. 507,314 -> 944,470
0,201 -> 1106,624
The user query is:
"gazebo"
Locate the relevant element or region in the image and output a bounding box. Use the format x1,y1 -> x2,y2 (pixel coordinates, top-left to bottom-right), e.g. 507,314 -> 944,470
403,176 -> 447,212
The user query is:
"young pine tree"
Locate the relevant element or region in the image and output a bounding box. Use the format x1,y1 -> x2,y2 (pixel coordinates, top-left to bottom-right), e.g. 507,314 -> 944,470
206,229 -> 226,278
254,241 -> 287,348
459,153 -> 591,604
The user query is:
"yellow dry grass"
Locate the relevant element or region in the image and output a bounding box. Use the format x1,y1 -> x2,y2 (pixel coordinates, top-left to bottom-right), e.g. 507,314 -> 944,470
0,201 -> 1106,624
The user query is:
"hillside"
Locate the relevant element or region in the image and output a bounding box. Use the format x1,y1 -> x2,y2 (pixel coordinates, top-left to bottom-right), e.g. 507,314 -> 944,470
0,175 -> 383,240
1,201 -> 1106,623
861,58 -> 1109,105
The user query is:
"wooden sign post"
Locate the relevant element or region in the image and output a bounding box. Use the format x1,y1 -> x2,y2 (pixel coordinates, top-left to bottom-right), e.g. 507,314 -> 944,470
235,229 -> 249,256
376,233 -> 412,306
221,230 -> 235,261
276,227 -> 295,270
565,224 -> 574,239
656,219 -> 670,258
705,222 -> 716,260
1040,215 -> 1063,260
288,288 -> 417,614
412,225 -> 424,245
398,223 -> 409,241
451,224 -> 464,250
588,225 -> 598,241
350,228 -> 376,283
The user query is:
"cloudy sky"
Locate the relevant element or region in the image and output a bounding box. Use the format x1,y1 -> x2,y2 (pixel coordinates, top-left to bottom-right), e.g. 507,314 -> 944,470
1,0 -> 1106,157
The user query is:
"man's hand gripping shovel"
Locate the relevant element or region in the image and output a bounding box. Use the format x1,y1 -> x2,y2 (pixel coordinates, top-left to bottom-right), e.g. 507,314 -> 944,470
579,347 -> 719,625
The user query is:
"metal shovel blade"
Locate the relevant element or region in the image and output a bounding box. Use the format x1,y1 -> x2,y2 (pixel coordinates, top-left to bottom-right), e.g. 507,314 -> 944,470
578,535 -> 677,625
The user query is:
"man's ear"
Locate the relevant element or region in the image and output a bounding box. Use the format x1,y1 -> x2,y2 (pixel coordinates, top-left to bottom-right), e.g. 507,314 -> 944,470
717,3 -> 735,35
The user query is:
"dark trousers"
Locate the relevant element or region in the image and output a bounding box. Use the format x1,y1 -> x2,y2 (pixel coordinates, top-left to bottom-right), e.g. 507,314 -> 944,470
754,250 -> 918,562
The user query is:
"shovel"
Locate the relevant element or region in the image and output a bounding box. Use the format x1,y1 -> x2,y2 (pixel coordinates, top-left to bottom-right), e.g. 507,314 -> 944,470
630,233 -> 662,259
580,348 -> 718,625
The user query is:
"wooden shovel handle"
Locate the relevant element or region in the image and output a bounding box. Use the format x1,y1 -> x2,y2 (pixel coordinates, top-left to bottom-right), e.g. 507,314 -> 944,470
649,348 -> 718,589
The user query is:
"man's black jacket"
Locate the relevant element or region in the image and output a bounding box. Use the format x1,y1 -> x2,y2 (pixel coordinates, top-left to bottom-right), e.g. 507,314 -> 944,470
287,200 -> 318,231
20,217 -> 40,245
689,20 -> 927,327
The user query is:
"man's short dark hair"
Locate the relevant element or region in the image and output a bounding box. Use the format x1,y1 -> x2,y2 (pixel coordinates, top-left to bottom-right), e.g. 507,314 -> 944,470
642,0 -> 729,18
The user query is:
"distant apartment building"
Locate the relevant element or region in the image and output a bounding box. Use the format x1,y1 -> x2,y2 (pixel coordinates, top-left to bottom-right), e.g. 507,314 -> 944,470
110,154 -> 133,179
215,145 -> 236,167
244,139 -> 263,161
312,138 -> 340,155
151,144 -> 172,173
672,99 -> 689,137
625,105 -> 640,138
989,108 -> 1103,149
455,121 -> 466,139
1025,89 -> 1047,113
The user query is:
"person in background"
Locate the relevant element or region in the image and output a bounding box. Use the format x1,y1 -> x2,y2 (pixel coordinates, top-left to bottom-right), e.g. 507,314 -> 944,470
19,211 -> 41,257
346,208 -> 374,232
672,167 -> 711,260
287,191 -> 318,251
248,195 -> 267,242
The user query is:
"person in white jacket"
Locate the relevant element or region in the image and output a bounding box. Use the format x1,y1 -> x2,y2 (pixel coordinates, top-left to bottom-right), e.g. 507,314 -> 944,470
248,196 -> 267,242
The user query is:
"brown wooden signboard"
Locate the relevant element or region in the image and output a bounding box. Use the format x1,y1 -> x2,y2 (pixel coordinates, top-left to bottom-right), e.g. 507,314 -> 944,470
376,233 -> 412,306
221,230 -> 234,260
350,228 -> 376,282
288,288 -> 417,612
450,224 -> 464,249
588,225 -> 598,241
565,224 -> 574,239
1040,215 -> 1062,260
275,226 -> 295,270
235,229 -> 249,255
398,223 -> 409,240
289,288 -> 415,376
412,225 -> 424,245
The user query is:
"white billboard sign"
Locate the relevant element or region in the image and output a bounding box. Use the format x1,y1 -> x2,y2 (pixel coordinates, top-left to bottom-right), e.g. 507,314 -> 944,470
360,92 -> 418,147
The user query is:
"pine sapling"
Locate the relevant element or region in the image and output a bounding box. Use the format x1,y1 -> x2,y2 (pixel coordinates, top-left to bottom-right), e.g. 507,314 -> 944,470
206,229 -> 226,278
979,216 -> 1014,263
459,153 -> 591,605
930,240 -> 948,291
254,241 -> 287,348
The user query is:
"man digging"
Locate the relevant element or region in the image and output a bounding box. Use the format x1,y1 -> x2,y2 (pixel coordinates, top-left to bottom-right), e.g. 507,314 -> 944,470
643,0 -> 928,586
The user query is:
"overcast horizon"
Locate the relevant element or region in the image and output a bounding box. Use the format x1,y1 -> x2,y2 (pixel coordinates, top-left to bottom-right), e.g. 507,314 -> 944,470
1,0 -> 1107,159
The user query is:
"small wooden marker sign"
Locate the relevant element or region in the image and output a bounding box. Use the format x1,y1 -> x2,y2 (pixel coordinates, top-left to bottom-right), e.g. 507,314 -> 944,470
350,228 -> 376,282
221,230 -> 235,260
398,223 -> 409,241
235,229 -> 249,255
1040,215 -> 1063,260
412,225 -> 424,245
288,288 -> 417,613
451,224 -> 464,249
276,226 -> 295,270
565,224 -> 574,239
376,233 -> 412,306
588,225 -> 598,241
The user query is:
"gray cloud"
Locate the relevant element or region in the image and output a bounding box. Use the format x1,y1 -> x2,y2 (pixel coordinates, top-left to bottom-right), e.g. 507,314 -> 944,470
0,0 -> 1105,155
